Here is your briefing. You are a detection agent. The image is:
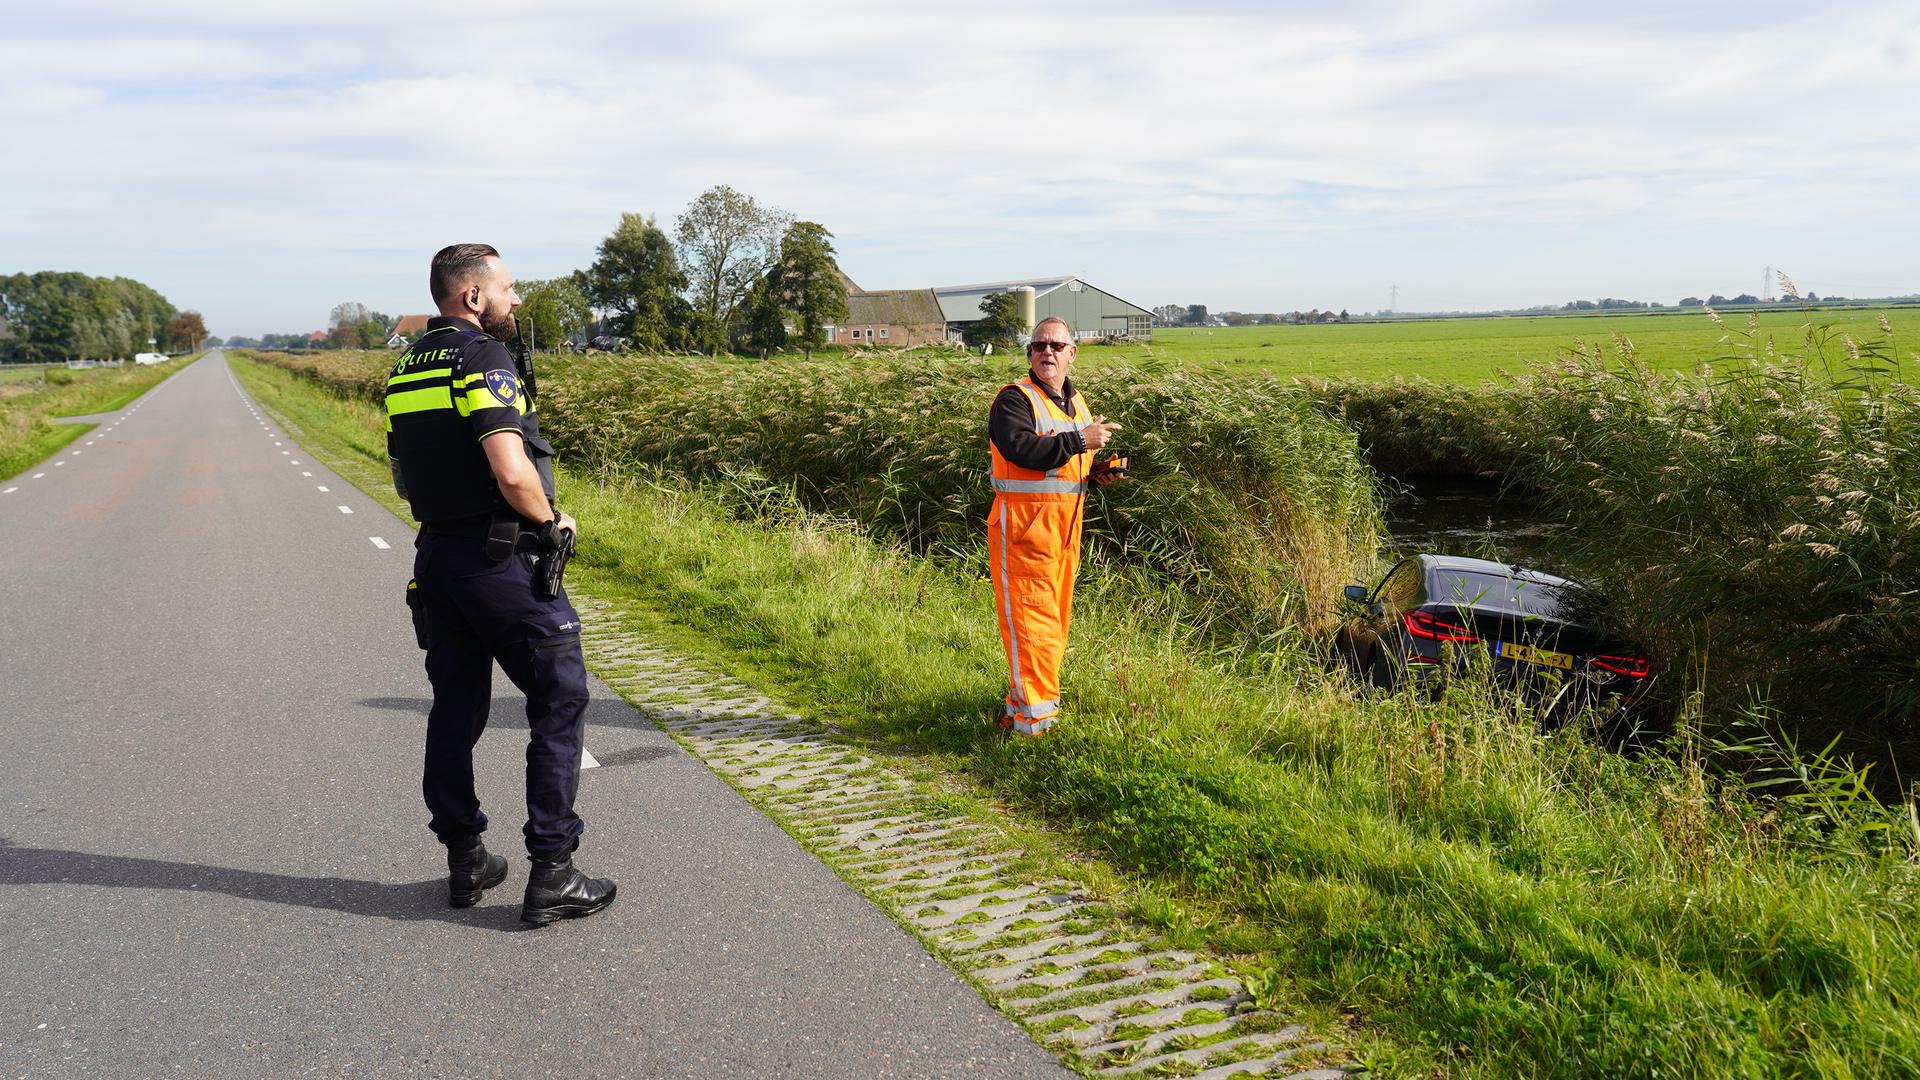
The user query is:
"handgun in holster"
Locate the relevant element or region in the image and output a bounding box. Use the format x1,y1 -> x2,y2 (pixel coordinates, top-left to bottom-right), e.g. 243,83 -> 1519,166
535,523 -> 575,602
405,579 -> 431,650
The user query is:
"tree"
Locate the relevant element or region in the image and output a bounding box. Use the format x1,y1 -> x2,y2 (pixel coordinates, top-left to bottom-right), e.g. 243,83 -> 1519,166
326,301 -> 371,349
1677,296 -> 1703,307
674,185 -> 790,350
737,271 -> 788,357
166,310 -> 208,352
582,213 -> 692,352
1,271 -> 175,362
1185,304 -> 1209,326
1339,309 -> 1350,322
518,277 -> 594,350
1151,304 -> 1185,327
773,221 -> 848,359
963,292 -> 1026,351
356,319 -> 388,349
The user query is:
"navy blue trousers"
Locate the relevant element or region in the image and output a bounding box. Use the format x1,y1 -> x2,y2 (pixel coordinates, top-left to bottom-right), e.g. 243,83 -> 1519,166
413,532 -> 588,857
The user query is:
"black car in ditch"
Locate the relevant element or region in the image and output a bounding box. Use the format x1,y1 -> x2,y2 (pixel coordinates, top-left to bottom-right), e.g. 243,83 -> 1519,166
1335,554 -> 1652,730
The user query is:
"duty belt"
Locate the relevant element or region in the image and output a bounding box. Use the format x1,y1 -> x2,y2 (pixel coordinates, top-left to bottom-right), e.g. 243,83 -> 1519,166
421,512 -> 540,557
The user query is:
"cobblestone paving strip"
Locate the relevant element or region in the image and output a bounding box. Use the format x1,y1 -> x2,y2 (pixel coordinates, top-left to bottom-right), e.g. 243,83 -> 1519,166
576,596 -> 1350,1079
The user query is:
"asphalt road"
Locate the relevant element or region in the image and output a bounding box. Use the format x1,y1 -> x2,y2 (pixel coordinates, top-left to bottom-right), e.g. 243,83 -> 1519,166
0,353 -> 1066,1079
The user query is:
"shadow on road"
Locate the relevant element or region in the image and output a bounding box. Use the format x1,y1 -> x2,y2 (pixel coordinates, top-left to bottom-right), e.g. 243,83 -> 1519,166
0,838 -> 534,932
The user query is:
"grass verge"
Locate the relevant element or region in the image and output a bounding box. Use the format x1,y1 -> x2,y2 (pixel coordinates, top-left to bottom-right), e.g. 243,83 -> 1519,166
231,351 -> 1920,1080
0,358 -> 198,480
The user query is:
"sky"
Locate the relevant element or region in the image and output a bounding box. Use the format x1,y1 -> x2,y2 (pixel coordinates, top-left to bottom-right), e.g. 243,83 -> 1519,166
5,0 -> 1919,337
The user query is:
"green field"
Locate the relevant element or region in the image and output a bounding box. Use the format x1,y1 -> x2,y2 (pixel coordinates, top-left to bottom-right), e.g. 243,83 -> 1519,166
1086,307 -> 1920,383
0,364 -> 59,385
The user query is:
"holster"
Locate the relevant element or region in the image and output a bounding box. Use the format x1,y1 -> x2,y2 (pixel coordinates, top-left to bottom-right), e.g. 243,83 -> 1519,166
483,518 -> 522,561
405,579 -> 431,650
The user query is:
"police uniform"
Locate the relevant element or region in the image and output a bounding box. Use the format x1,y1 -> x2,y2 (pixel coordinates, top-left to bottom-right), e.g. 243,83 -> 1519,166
385,316 -> 588,859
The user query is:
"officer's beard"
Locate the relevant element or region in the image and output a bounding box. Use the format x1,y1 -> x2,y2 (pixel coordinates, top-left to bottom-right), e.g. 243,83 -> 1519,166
481,308 -> 519,344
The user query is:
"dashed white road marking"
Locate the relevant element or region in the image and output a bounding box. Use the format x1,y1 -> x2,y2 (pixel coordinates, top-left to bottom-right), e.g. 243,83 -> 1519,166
281,450 -> 289,455
2,487 -> 16,494
317,485 -> 330,492
32,473 -> 45,479
301,471 -> 312,477
291,460 -> 302,465
53,461 -> 64,467
581,748 -> 601,770
337,506 -> 353,514
369,537 -> 391,550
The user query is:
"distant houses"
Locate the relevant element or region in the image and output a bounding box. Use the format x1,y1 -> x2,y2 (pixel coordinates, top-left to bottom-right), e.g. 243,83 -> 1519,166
385,314 -> 433,348
826,273 -> 1152,347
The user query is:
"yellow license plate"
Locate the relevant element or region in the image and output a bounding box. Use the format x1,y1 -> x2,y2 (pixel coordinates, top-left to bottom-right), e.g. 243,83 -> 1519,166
1499,641 -> 1572,670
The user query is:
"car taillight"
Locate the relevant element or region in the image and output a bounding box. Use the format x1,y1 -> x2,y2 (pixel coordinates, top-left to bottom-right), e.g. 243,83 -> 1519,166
1403,610 -> 1479,643
1591,655 -> 1650,678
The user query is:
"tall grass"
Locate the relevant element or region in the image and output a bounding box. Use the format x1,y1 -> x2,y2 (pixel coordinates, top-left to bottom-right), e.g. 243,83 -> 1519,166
255,349 -> 1385,640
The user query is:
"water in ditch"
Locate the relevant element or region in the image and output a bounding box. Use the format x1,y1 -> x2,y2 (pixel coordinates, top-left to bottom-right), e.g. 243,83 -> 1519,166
1379,476 -> 1565,573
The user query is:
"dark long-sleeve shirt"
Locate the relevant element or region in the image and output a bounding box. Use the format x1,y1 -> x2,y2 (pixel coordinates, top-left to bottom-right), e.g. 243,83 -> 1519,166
988,374 -> 1086,471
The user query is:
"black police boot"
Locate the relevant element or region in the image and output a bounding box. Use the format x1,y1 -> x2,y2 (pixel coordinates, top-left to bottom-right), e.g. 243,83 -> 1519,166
520,842 -> 616,926
446,835 -> 509,909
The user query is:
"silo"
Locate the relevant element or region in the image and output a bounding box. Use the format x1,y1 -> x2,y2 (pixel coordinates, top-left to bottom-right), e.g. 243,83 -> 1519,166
1008,285 -> 1036,333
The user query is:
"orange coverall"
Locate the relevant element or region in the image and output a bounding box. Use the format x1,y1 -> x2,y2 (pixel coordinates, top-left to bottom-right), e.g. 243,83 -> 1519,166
988,378 -> 1094,736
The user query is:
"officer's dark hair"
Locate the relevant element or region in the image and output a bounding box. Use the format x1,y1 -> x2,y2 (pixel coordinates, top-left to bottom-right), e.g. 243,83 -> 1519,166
430,243 -> 501,307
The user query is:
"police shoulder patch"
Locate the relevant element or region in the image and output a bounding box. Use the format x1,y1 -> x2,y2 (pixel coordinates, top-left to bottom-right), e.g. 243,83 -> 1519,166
484,369 -> 520,407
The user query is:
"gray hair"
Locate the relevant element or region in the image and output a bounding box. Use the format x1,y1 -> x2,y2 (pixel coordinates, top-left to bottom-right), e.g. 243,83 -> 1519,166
1031,316 -> 1074,341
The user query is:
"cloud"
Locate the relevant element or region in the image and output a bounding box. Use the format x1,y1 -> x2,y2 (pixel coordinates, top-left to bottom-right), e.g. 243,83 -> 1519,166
4,1 -> 1919,328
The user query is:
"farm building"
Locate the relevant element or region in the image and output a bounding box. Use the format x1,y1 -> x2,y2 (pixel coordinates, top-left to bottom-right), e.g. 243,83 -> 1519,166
829,288 -> 950,347
933,277 -> 1153,341
385,314 -> 433,348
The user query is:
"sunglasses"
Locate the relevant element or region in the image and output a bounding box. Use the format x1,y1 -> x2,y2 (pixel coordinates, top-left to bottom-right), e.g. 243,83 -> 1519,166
1026,340 -> 1071,354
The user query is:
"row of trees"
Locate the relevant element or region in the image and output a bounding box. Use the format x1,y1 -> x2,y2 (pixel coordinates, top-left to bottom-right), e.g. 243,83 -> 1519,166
575,186 -> 847,356
316,186 -> 853,359
0,272 -> 204,362
1677,293 -> 1839,306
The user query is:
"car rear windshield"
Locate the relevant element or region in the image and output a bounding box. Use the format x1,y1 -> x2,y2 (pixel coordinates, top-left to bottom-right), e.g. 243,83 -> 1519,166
1429,571 -> 1572,617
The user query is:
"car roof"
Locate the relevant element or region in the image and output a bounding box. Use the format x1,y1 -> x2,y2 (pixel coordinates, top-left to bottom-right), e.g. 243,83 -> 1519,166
1415,553 -> 1576,590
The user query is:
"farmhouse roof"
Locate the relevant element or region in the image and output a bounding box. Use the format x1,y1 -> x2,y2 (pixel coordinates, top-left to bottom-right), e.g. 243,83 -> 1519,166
844,288 -> 944,327
388,314 -> 433,337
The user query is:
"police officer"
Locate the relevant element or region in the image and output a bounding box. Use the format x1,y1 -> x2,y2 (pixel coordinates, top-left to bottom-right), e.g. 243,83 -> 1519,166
386,243 -> 615,925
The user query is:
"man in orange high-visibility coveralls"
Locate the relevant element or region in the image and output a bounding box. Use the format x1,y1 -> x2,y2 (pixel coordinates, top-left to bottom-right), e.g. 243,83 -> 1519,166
987,317 -> 1129,736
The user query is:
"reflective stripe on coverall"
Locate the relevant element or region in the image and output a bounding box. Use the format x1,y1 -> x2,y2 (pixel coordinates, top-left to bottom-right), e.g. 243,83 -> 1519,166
988,379 -> 1093,736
